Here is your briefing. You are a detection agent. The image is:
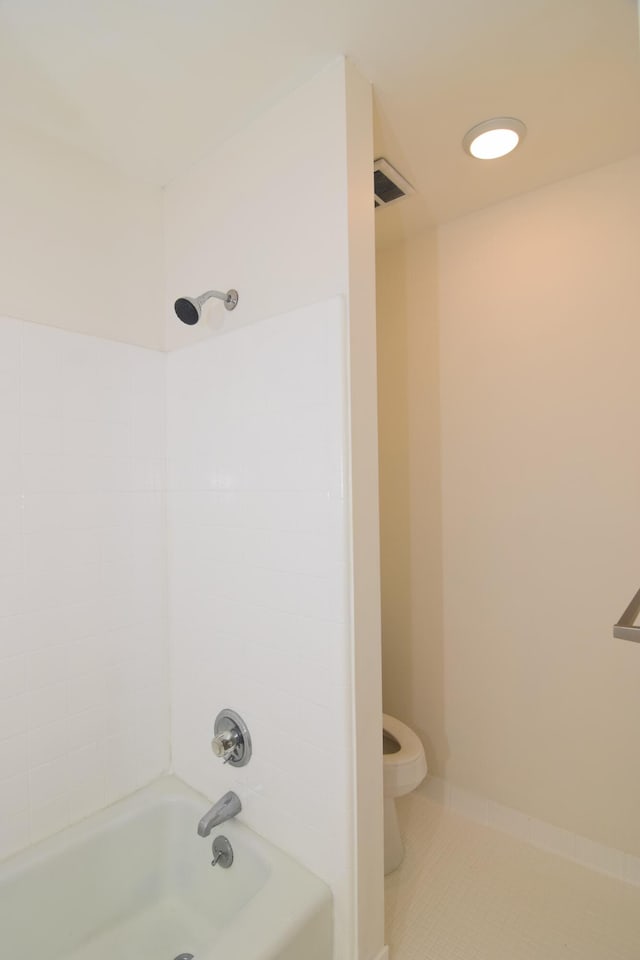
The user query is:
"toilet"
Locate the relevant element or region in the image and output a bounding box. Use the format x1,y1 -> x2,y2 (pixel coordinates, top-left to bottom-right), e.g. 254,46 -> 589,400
383,713 -> 427,874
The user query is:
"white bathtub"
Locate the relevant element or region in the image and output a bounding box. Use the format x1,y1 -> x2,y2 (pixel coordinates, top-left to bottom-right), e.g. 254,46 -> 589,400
0,777 -> 332,960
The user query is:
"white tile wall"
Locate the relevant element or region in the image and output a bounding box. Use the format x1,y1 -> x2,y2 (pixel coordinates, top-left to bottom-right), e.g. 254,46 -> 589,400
0,315 -> 169,860
166,298 -> 354,957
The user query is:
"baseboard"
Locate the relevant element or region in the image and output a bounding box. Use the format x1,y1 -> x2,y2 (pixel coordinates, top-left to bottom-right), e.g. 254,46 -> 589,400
370,947 -> 389,960
420,776 -> 640,888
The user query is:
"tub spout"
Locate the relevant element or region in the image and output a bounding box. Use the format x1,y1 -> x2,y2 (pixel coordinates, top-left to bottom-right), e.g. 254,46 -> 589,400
197,791 -> 241,838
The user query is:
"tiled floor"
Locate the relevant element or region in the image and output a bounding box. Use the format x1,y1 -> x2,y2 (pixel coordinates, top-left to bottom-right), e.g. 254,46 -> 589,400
385,785 -> 640,960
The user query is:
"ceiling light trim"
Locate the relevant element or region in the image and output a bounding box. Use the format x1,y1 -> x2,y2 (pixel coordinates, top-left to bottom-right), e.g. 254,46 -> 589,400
462,117 -> 527,160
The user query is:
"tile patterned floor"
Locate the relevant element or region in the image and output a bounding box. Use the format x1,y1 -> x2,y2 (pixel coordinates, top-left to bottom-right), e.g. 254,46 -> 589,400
385,785 -> 640,960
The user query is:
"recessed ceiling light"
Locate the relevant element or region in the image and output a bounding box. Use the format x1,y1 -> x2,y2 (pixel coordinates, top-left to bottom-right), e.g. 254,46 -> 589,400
462,117 -> 526,160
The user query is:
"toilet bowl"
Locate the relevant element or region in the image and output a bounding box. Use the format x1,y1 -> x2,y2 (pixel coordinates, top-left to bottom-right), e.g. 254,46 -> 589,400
383,713 -> 427,874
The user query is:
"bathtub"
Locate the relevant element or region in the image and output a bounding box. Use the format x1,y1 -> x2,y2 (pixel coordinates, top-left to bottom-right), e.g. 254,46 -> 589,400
0,776 -> 332,960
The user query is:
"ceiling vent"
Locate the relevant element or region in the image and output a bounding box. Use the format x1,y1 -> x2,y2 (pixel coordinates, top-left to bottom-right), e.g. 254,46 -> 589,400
374,158 -> 415,208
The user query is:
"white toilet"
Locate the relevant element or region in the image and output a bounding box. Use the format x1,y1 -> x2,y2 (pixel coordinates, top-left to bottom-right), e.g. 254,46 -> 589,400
382,713 -> 427,874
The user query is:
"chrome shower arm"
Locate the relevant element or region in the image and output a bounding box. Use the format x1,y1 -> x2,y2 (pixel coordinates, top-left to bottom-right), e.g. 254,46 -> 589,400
198,290 -> 234,306
196,289 -> 239,311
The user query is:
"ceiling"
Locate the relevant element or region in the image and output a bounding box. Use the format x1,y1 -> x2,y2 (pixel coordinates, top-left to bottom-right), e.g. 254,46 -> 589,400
1,0 -> 639,246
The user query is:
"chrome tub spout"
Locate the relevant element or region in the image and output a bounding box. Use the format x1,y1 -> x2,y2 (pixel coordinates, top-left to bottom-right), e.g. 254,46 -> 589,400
197,791 -> 242,838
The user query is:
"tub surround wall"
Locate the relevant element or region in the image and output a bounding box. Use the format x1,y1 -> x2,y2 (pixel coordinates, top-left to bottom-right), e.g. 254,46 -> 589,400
0,108 -> 166,862
0,317 -> 169,861
167,297 -> 351,938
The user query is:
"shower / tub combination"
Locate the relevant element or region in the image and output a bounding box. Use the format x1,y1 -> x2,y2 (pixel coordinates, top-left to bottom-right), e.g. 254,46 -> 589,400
0,778 -> 332,960
0,293 -> 337,960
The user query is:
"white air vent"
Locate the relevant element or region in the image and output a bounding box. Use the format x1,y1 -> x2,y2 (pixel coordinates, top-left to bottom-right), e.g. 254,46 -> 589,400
374,158 -> 415,208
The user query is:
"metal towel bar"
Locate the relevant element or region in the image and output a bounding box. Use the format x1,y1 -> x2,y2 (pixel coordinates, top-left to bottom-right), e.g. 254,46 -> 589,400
613,587 -> 640,642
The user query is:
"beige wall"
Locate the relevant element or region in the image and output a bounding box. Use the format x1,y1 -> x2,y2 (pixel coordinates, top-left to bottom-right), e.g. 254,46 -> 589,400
376,229 -> 445,772
0,119 -> 164,349
377,153 -> 640,855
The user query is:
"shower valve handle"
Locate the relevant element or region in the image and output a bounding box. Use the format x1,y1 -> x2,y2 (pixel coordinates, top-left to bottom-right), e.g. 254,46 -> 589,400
211,728 -> 239,760
211,709 -> 252,767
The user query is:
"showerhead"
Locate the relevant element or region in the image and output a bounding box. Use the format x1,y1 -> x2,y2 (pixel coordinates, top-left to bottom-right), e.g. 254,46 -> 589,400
174,288 -> 239,325
174,297 -> 200,325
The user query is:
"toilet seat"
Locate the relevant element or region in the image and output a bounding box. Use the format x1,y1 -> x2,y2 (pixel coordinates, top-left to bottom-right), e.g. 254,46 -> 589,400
382,713 -> 427,798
